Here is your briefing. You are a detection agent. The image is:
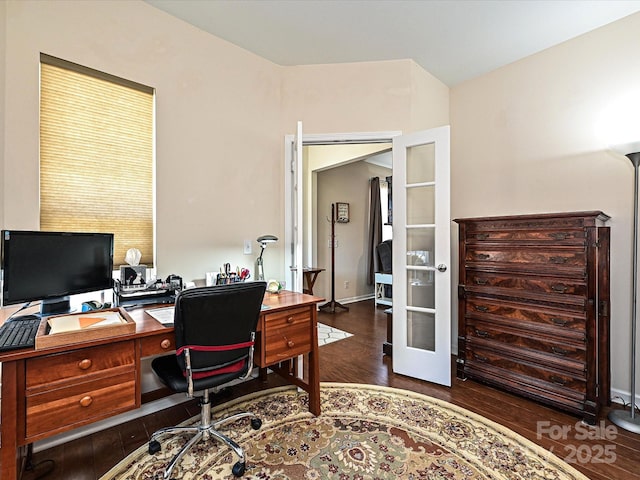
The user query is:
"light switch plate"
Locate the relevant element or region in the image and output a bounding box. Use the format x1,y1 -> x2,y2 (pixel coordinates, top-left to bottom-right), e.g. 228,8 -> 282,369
244,239 -> 252,254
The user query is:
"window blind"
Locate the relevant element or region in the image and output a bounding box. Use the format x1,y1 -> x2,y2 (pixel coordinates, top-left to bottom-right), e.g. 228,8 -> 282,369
39,54 -> 155,267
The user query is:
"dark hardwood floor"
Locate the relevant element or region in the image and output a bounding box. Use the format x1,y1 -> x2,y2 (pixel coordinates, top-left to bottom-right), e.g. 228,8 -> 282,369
22,299 -> 640,479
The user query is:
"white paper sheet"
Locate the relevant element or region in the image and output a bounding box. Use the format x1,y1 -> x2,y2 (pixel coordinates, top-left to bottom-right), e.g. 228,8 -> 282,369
145,306 -> 175,325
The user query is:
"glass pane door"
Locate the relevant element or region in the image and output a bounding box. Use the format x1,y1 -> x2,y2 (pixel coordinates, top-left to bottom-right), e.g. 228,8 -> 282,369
392,126 -> 451,386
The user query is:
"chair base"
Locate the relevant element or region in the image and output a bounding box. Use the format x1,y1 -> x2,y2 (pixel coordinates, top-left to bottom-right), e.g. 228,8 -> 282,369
148,390 -> 262,479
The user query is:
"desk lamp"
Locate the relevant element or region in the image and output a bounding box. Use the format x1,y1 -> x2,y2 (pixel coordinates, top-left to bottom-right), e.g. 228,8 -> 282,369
256,235 -> 278,281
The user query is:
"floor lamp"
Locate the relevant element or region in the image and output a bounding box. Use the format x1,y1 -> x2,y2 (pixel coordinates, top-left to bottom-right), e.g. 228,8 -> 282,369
610,148 -> 640,434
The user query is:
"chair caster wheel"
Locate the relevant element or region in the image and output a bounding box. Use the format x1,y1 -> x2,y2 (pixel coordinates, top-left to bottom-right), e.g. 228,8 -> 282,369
251,417 -> 262,430
232,461 -> 246,477
148,440 -> 161,454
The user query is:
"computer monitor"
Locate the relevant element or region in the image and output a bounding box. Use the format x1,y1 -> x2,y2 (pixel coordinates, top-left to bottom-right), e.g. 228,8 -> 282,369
1,230 -> 114,315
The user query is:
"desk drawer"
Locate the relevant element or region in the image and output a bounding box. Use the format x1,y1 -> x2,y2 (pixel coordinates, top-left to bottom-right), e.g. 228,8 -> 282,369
26,371 -> 136,440
26,341 -> 135,391
263,307 -> 311,365
140,334 -> 175,357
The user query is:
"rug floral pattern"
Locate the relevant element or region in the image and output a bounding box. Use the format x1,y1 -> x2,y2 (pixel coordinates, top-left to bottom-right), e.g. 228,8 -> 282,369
102,383 -> 588,480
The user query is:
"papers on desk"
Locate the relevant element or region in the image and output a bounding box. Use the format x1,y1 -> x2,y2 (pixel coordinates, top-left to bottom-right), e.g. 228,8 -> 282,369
145,306 -> 175,326
145,304 -> 270,326
47,311 -> 126,334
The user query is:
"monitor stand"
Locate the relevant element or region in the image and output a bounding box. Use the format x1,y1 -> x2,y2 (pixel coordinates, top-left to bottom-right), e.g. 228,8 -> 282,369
40,296 -> 71,316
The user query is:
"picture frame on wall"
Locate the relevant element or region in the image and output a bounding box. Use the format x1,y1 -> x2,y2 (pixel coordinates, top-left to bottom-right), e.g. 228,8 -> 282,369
336,202 -> 350,223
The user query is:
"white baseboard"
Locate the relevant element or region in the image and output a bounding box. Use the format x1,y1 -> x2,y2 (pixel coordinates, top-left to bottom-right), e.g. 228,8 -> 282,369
610,386 -> 640,408
336,294 -> 375,304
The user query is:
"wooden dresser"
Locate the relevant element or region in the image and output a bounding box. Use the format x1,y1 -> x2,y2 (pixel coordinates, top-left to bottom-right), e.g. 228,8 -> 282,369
454,211 -> 610,425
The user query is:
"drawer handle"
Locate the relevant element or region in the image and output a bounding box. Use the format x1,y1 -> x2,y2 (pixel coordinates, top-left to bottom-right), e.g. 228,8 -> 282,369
475,329 -> 490,338
78,359 -> 92,370
286,316 -> 295,324
551,346 -> 569,356
473,353 -> 489,363
160,339 -> 172,350
475,233 -> 489,240
474,278 -> 488,285
549,256 -> 568,264
474,305 -> 489,312
474,253 -> 490,260
551,284 -> 568,293
79,396 -> 93,408
551,317 -> 568,327
284,336 -> 295,348
549,375 -> 566,386
549,232 -> 569,240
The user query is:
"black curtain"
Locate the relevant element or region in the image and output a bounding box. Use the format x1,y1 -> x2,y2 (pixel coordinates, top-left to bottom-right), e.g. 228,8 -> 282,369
367,177 -> 382,285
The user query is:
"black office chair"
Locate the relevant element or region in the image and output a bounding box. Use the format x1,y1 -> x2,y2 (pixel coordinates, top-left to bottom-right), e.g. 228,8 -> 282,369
148,282 -> 267,479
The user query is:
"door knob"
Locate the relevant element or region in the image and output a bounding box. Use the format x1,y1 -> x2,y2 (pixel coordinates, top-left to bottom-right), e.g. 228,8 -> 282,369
437,264 -> 447,272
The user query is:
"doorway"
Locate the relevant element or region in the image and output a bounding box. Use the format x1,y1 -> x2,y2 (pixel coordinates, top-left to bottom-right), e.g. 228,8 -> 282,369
308,144 -> 392,303
283,130 -> 400,299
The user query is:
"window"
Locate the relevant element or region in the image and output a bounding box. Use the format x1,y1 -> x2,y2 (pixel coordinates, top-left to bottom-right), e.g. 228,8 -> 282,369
39,54 -> 155,267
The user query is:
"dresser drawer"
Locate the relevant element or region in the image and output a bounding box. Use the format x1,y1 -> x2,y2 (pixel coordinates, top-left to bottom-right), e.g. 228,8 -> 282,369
465,228 -> 585,245
263,307 -> 311,365
466,270 -> 586,296
464,246 -> 586,276
25,371 -> 136,440
465,319 -> 586,372
464,270 -> 587,309
464,297 -> 586,340
465,345 -> 586,396
463,356 -> 587,415
26,341 -> 135,391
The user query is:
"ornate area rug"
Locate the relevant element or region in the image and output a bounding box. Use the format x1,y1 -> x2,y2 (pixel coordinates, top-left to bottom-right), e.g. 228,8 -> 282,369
102,383 -> 588,480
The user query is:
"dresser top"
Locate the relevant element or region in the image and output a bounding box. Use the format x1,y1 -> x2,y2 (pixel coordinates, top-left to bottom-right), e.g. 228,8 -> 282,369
453,210 -> 610,225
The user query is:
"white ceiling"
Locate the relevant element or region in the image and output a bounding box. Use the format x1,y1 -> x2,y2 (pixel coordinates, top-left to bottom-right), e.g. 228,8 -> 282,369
145,0 -> 640,86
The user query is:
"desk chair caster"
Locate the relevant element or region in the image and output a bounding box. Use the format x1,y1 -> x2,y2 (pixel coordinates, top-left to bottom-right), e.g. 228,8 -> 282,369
148,413 -> 262,479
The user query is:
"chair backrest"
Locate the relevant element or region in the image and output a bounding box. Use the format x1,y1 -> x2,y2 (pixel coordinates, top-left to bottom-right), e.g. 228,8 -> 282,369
173,282 -> 266,378
376,239 -> 392,273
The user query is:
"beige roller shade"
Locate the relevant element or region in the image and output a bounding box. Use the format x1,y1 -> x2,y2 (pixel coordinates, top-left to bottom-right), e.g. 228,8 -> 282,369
39,54 -> 154,267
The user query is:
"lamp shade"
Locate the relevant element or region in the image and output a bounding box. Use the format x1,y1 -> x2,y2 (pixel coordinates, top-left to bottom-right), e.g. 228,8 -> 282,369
257,234 -> 278,246
256,235 -> 278,281
612,141 -> 640,157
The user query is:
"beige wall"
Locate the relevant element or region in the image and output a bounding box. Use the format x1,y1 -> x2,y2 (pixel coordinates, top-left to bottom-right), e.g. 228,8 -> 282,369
3,0 -> 283,283
451,12 -> 640,400
281,59 -> 449,135
2,1 -> 449,286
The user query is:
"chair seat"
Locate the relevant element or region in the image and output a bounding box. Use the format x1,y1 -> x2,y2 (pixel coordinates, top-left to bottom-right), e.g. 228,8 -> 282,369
151,354 -> 250,393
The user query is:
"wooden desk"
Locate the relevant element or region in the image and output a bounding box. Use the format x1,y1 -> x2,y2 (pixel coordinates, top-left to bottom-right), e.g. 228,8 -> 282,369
302,267 -> 325,295
0,290 -> 323,480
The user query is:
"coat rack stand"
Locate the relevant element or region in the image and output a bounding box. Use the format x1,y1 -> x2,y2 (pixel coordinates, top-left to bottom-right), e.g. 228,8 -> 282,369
319,203 -> 349,313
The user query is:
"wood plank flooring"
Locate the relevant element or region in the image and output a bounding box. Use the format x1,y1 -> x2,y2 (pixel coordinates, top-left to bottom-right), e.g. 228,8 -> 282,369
20,300 -> 640,479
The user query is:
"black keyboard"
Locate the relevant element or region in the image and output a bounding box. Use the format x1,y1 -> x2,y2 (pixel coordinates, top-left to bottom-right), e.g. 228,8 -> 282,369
0,315 -> 41,352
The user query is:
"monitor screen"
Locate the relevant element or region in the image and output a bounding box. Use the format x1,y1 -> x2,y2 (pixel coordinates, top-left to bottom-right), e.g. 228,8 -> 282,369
1,230 -> 114,314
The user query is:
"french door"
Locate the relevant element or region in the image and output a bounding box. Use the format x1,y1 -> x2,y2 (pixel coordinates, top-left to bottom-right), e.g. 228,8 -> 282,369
284,121 -> 304,293
392,126 -> 451,386
284,125 -> 451,386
